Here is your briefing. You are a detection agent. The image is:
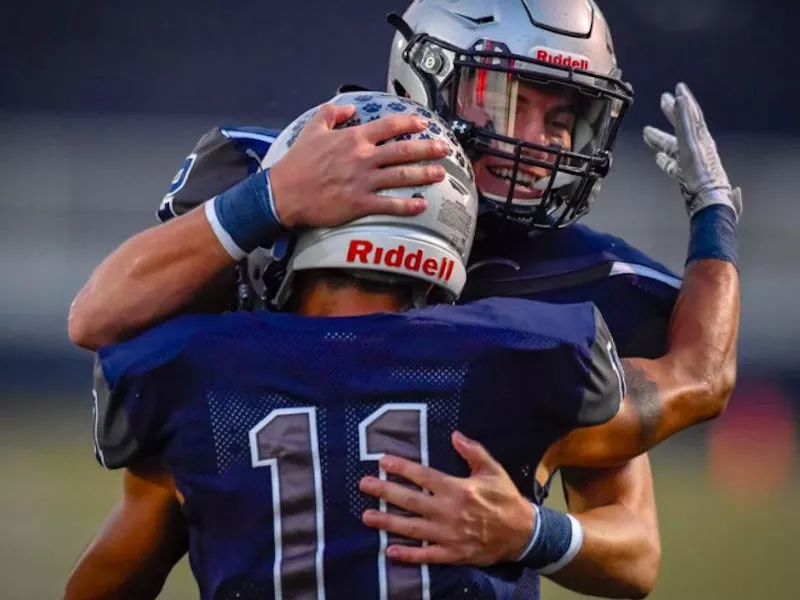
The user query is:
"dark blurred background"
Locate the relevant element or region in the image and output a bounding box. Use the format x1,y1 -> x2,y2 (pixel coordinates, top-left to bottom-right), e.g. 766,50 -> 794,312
1,2 -> 798,599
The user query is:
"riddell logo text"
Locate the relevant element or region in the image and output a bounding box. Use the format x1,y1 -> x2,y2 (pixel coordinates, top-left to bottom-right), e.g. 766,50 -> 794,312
346,239 -> 455,282
533,47 -> 591,71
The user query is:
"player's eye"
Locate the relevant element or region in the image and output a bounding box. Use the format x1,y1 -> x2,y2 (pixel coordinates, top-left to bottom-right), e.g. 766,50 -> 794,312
547,119 -> 573,138
548,110 -> 576,134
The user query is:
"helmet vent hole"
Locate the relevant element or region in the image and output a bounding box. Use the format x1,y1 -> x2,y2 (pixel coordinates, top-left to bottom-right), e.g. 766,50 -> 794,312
454,13 -> 495,25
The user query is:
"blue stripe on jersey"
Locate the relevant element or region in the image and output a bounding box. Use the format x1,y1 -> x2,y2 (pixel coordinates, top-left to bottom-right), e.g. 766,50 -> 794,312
220,126 -> 280,161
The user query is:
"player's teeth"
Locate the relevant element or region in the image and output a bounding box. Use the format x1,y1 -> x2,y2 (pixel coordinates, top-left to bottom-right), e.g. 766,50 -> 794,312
495,169 -> 536,186
490,167 -> 536,189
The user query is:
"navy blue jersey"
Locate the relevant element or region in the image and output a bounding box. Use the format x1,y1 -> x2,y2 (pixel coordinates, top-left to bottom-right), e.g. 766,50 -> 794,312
157,125 -> 680,361
464,225 -> 681,359
94,298 -> 623,600
148,123 -> 681,600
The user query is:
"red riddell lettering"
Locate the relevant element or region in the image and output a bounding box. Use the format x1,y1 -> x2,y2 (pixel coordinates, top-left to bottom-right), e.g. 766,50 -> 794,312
346,239 -> 453,282
346,240 -> 372,263
535,48 -> 590,71
422,258 -> 438,277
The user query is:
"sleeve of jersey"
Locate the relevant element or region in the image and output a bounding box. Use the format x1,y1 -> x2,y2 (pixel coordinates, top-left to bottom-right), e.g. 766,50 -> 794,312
157,126 -> 277,222
573,306 -> 627,427
92,354 -> 163,470
90,317 -> 211,469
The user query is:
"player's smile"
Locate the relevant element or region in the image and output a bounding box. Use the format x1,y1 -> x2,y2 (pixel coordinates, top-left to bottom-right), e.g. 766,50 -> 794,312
475,156 -> 550,202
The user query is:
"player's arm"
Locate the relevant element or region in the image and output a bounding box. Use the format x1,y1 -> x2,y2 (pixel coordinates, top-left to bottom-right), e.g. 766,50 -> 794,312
544,265 -> 737,469
533,83 -> 741,598
69,206 -> 237,349
535,83 -> 740,597
545,85 -> 741,470
543,457 -> 659,599
68,108 -> 447,350
63,461 -> 187,600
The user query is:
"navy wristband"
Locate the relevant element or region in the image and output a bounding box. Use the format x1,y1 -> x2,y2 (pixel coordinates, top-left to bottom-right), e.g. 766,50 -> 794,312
205,169 -> 285,260
686,204 -> 738,267
517,503 -> 583,573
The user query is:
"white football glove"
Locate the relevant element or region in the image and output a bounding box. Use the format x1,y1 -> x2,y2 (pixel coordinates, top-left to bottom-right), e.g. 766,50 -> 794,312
643,82 -> 742,221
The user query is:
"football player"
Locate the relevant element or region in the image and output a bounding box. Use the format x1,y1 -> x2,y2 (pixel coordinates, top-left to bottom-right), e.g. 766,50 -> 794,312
68,98 -> 624,600
66,1 -> 741,597
66,93 -> 738,600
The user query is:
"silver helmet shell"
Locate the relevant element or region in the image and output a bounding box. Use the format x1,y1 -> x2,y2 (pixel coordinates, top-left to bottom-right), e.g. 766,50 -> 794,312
261,91 -> 479,308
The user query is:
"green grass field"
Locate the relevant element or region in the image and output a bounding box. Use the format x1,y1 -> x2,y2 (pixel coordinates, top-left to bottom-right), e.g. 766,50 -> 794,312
1,408 -> 796,600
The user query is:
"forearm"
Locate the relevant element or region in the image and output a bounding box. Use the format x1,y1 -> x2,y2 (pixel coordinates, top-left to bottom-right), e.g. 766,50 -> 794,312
660,258 -> 739,410
64,505 -> 182,600
64,465 -> 187,600
550,504 -> 657,598
68,207 -> 235,350
549,457 -> 660,599
617,259 -> 739,457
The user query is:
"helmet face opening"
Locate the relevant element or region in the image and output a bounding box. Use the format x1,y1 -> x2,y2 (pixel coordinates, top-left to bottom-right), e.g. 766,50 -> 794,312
399,32 -> 633,229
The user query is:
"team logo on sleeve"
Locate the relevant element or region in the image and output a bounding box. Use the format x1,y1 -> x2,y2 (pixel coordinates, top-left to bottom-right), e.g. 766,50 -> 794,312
167,153 -> 197,196
158,153 -> 197,221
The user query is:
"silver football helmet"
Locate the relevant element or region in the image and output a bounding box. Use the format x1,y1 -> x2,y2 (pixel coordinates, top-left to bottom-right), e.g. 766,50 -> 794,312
258,91 -> 479,309
386,0 -> 634,228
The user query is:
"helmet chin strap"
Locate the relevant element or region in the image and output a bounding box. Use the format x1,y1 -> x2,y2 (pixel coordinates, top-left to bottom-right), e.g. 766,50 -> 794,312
412,285 -> 431,309
387,12 -> 414,42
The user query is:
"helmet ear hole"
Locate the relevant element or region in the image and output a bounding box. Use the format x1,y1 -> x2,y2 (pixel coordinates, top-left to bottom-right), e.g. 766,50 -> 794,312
392,80 -> 410,98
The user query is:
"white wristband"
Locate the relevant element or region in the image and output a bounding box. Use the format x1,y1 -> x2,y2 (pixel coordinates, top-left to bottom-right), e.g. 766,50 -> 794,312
205,198 -> 247,261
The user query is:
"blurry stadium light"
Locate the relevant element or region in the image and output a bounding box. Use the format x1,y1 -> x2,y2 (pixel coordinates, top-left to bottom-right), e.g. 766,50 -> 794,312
707,381 -> 797,505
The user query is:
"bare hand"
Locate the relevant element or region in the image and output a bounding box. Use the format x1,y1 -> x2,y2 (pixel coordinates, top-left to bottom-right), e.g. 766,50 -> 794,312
269,103 -> 449,228
359,431 -> 534,566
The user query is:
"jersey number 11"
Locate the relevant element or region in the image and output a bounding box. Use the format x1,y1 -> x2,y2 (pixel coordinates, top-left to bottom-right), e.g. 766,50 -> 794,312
250,404 -> 430,600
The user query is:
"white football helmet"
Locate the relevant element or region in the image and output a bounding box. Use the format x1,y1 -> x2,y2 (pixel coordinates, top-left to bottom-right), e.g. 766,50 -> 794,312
386,0 -> 634,228
258,91 -> 479,309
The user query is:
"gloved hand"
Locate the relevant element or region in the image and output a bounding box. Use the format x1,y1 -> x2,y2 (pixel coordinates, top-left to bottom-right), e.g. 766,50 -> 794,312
643,82 -> 742,221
